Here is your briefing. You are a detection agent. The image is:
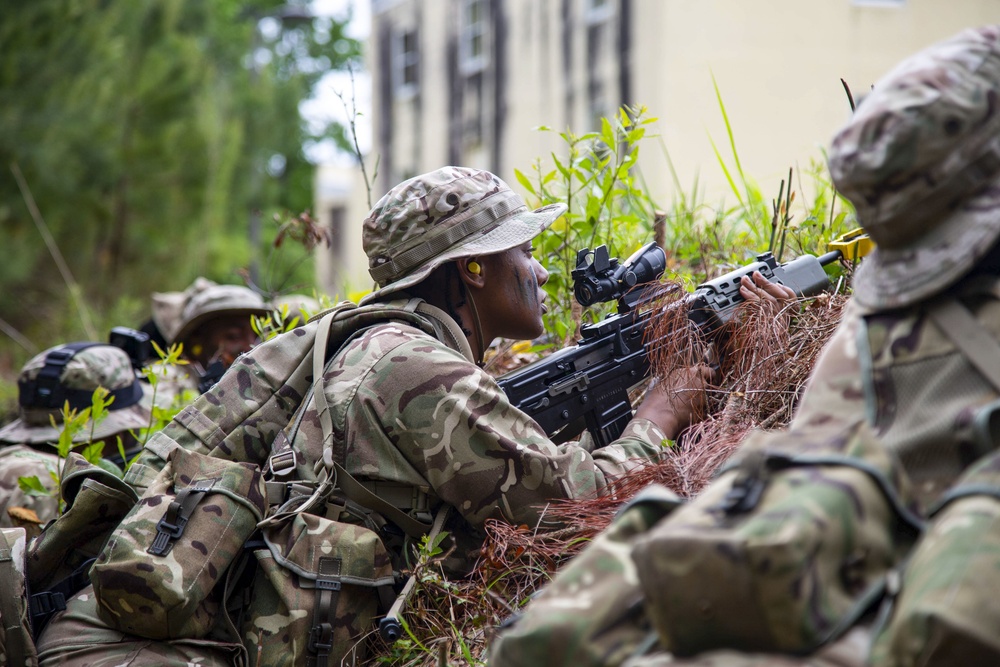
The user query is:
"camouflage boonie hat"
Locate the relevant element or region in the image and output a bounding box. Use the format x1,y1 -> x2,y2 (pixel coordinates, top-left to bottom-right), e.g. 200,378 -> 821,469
0,344 -> 150,445
829,25 -> 1000,310
359,166 -> 566,304
172,280 -> 270,345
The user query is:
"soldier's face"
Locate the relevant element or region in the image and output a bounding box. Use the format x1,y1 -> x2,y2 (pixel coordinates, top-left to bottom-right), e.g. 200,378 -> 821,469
480,241 -> 549,341
189,316 -> 259,367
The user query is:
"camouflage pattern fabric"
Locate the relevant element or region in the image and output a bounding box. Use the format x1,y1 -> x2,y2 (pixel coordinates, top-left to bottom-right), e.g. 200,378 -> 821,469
90,447 -> 267,640
35,585 -> 243,667
629,420 -> 920,656
47,296 -> 668,664
791,280 -> 1000,513
287,303 -> 669,544
625,625 -> 871,667
869,449 -> 1000,666
488,485 -> 682,667
242,512 -> 396,666
0,445 -> 59,529
360,166 -> 566,301
0,344 -> 149,446
0,527 -> 37,667
789,299 -> 865,434
27,453 -> 137,594
828,25 -> 1000,311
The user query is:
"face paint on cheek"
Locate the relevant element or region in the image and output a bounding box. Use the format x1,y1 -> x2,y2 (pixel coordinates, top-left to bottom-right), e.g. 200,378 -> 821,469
513,266 -> 538,308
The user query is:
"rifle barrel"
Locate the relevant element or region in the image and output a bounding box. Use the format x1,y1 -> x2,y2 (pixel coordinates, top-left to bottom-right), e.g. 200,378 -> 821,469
818,250 -> 842,266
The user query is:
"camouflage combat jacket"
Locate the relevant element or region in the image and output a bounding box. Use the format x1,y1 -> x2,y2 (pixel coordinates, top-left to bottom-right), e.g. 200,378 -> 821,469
285,300 -> 670,536
792,280 -> 1000,511
128,296 -> 669,559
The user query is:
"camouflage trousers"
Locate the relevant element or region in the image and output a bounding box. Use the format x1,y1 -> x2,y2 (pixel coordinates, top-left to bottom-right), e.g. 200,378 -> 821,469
35,584 -> 244,667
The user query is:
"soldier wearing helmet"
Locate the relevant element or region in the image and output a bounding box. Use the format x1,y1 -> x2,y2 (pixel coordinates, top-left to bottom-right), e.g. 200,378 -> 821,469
0,343 -> 151,531
142,278 -> 271,408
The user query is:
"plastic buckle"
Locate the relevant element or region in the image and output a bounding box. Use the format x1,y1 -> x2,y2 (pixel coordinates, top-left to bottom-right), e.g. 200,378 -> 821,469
308,623 -> 334,653
316,579 -> 342,592
268,449 -> 298,477
30,591 -> 66,615
156,516 -> 186,539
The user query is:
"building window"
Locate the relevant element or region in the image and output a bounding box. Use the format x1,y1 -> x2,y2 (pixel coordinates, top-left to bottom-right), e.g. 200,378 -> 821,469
393,28 -> 419,98
586,0 -> 614,24
460,0 -> 488,74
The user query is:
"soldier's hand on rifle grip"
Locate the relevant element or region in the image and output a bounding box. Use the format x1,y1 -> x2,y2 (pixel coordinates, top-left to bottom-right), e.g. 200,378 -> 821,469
635,364 -> 717,440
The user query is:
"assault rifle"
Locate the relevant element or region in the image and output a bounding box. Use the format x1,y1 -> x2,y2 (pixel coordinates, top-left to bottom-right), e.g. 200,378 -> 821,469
496,231 -> 871,447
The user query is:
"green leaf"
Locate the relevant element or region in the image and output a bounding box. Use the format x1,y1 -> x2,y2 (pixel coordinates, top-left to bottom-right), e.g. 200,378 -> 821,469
18,475 -> 49,495
514,168 -> 537,197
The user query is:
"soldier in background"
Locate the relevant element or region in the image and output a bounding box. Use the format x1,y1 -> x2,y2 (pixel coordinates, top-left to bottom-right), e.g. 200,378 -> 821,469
142,278 -> 271,407
0,343 -> 150,532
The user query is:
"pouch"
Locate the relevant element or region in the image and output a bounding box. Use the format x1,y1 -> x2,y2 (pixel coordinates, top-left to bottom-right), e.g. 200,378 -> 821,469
239,511 -> 396,667
631,421 -> 922,656
869,449 -> 1000,666
90,447 -> 266,640
27,453 -> 138,594
489,485 -> 683,667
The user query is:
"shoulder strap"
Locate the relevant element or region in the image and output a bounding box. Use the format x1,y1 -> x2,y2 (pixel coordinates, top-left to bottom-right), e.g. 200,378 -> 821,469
928,297 -> 1000,392
308,309 -> 432,539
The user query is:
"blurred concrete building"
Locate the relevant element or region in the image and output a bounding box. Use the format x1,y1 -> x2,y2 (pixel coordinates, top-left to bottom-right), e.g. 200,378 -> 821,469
317,0 -> 999,295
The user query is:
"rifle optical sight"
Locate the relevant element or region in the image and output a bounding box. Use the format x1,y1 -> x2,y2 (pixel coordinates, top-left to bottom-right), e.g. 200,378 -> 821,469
572,242 -> 666,307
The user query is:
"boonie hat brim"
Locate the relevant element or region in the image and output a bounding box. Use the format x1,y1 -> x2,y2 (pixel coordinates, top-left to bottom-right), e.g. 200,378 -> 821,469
172,306 -> 271,345
0,403 -> 151,446
360,202 -> 566,305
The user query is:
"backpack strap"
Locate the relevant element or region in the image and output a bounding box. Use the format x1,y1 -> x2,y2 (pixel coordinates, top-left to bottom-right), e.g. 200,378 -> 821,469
28,556 -> 96,639
927,297 -> 1000,392
310,308 -> 433,540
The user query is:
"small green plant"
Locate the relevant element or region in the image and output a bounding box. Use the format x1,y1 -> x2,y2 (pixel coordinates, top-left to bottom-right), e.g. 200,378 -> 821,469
17,390 -> 115,515
516,105 -> 660,342
17,341 -> 194,515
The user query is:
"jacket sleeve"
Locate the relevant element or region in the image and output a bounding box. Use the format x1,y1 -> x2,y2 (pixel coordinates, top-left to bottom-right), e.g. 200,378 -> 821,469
343,333 -> 669,528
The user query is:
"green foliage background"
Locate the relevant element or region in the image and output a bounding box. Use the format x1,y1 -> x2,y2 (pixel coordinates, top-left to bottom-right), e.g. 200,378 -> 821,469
0,0 -> 359,387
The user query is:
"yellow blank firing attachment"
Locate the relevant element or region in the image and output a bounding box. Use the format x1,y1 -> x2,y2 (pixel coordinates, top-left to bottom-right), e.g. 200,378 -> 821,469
827,228 -> 874,262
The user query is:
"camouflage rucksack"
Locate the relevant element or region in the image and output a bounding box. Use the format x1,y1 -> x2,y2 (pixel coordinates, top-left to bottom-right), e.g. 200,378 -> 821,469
85,299 -> 460,665
489,420 -> 923,665
0,453 -> 139,667
0,527 -> 35,667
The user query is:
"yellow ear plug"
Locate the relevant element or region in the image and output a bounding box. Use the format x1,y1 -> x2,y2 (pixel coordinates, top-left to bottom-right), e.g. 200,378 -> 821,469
467,261 -> 481,275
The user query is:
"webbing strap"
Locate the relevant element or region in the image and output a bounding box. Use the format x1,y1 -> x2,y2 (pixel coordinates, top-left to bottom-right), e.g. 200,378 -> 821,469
928,298 -> 1000,393
29,557 -> 96,639
307,556 -> 342,667
0,530 -> 29,666
148,486 -> 210,556
312,311 -> 432,540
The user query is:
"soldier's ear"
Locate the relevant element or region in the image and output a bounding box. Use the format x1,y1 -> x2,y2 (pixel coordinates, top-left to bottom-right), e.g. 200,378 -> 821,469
457,258 -> 486,287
